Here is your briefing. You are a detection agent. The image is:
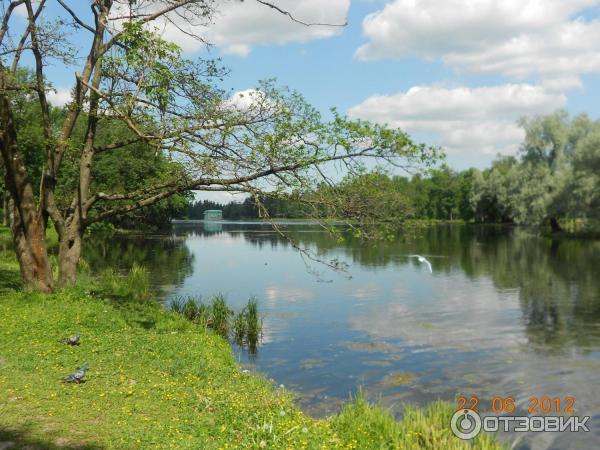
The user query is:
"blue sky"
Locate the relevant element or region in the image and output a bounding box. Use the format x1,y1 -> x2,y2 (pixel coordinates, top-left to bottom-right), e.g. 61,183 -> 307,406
14,0 -> 600,173
207,0 -> 600,170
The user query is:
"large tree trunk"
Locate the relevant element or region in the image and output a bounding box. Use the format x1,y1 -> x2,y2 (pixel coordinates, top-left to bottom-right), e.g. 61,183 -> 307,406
57,223 -> 83,288
9,197 -> 53,292
55,63 -> 102,288
1,90 -> 54,292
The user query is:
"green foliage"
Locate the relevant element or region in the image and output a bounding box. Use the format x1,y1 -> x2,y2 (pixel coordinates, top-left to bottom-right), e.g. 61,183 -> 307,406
471,110 -> 600,231
5,75 -> 191,231
0,70 -> 63,195
313,171 -> 414,240
168,294 -> 261,352
183,166 -> 477,226
245,298 -> 261,343
233,297 -> 262,355
232,311 -> 247,344
169,296 -> 185,314
97,264 -> 151,302
86,221 -> 116,238
110,21 -> 183,110
567,124 -> 600,219
404,166 -> 474,221
470,157 -> 518,223
332,391 -> 502,450
185,198 -> 259,220
209,294 -> 234,336
81,120 -> 191,230
182,108 -> 600,232
182,106 -> 600,237
182,297 -> 200,321
3,6 -> 440,290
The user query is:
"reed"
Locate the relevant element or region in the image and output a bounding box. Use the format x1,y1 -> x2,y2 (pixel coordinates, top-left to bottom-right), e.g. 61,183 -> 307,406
210,294 -> 234,337
126,264 -> 150,301
170,294 -> 262,353
244,297 -> 262,355
97,264 -> 151,302
232,311 -> 247,345
183,297 -> 199,321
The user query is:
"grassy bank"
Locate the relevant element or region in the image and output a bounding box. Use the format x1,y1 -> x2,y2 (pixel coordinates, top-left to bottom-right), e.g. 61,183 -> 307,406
0,229 -> 503,449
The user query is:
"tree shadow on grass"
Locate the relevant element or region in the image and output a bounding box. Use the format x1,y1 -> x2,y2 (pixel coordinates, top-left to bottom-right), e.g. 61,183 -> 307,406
0,268 -> 21,294
0,428 -> 103,450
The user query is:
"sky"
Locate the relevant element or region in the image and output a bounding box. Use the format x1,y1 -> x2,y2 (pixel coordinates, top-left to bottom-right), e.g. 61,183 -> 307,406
10,0 -> 600,199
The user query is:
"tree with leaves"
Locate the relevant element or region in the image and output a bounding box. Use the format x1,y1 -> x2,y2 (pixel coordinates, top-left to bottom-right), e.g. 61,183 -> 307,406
471,111 -> 600,231
1,89 -> 191,230
0,0 -> 436,291
470,156 -> 518,224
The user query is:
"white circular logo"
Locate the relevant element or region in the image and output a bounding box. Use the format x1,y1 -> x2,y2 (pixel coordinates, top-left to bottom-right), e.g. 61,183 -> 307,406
451,409 -> 482,440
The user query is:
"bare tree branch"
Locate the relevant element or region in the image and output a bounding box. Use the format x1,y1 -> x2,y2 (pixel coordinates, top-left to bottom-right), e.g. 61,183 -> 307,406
255,0 -> 348,27
56,0 -> 96,33
0,1 -> 25,46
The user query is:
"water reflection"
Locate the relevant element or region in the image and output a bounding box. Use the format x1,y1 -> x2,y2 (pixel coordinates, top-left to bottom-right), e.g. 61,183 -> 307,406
85,223 -> 600,449
202,221 -> 223,233
83,234 -> 194,293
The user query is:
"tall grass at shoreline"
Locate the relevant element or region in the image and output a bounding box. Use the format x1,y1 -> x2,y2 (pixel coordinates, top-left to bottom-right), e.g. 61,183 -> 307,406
170,294 -> 262,354
97,263 -> 151,302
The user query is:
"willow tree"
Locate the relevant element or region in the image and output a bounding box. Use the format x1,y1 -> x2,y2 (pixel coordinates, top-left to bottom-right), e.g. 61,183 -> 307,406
0,0 -> 437,291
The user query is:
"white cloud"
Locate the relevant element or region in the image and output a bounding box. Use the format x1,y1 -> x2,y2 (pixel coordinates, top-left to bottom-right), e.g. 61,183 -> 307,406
541,76 -> 584,92
47,87 -> 72,107
14,3 -> 28,17
221,44 -> 252,58
264,284 -> 314,304
356,0 -> 600,81
226,89 -> 267,110
13,1 -> 42,18
143,0 -> 349,55
194,191 -> 247,204
349,276 -> 527,351
348,84 -> 566,155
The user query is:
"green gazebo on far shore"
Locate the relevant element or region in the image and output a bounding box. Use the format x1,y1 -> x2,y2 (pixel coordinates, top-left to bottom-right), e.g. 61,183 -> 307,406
203,210 -> 223,221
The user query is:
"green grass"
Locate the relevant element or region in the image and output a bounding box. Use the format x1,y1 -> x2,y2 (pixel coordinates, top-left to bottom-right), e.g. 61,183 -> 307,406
169,295 -> 262,356
230,297 -> 263,355
95,264 -> 151,302
210,294 -> 234,337
0,227 -> 505,449
332,392 -> 500,450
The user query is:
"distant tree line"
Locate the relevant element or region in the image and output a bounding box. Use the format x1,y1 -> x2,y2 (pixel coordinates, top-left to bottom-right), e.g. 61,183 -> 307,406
184,199 -> 257,220
182,111 -> 600,233
182,167 -> 474,222
182,196 -> 307,220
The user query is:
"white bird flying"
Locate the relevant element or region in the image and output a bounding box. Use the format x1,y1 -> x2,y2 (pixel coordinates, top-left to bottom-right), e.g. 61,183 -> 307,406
409,254 -> 433,273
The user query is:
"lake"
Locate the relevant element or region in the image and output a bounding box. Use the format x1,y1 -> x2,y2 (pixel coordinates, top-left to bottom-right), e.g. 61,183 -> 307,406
84,222 -> 600,450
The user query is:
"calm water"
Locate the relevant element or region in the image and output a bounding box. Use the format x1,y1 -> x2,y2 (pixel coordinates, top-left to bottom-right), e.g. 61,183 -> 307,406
85,223 -> 600,450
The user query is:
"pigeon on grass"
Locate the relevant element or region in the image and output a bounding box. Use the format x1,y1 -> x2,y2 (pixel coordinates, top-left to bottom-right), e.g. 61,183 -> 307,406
62,362 -> 89,384
61,334 -> 80,346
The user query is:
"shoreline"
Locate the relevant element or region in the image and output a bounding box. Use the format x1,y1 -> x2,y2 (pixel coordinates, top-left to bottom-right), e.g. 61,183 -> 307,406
0,287 -> 503,450
0,226 -> 503,449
